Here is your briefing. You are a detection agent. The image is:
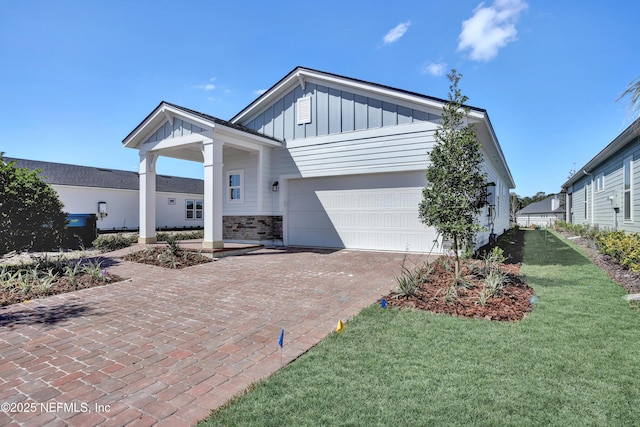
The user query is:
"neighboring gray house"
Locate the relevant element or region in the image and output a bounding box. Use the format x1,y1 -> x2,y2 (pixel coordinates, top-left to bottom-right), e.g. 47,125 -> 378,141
562,117 -> 640,232
5,158 -> 205,232
516,196 -> 565,227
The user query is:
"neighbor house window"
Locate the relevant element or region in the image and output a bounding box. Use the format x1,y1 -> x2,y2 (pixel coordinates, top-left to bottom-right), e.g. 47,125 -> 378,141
624,156 -> 633,221
228,170 -> 244,203
595,172 -> 605,192
186,199 -> 203,220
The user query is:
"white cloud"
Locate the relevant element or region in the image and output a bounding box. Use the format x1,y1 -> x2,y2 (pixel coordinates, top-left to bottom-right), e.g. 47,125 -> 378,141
458,0 -> 528,62
383,21 -> 411,45
195,77 -> 217,91
254,89 -> 267,96
421,62 -> 447,77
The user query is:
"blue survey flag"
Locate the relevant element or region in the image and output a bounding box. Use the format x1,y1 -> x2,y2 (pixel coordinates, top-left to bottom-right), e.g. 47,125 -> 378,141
278,328 -> 284,347
381,298 -> 387,309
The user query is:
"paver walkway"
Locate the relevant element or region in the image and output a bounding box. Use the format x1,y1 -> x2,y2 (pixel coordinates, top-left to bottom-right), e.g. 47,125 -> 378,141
0,247 -> 430,426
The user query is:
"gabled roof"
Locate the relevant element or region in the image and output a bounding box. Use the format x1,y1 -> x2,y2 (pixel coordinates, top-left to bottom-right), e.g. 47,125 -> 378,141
231,66 -> 487,124
230,66 -> 515,189
4,158 -> 204,194
122,101 -> 279,150
516,196 -> 565,215
563,117 -> 640,189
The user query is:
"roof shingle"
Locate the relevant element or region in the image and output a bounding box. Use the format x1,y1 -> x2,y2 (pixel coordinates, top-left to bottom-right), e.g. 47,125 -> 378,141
5,158 -> 204,194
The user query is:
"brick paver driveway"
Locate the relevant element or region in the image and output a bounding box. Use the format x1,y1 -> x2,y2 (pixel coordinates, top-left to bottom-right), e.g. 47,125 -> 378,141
0,247 -> 429,426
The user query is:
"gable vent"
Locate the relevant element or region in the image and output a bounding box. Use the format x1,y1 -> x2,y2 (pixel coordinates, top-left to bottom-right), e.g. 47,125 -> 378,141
297,96 -> 311,125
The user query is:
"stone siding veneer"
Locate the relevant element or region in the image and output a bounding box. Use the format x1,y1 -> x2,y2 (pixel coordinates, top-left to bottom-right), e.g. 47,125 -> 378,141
223,216 -> 283,242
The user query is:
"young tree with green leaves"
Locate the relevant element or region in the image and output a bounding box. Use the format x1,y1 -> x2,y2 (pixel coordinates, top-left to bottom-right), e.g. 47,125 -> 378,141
419,70 -> 487,278
0,153 -> 68,254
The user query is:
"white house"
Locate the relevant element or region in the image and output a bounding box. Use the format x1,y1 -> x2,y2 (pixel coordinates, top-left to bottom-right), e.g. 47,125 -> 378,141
123,67 -> 516,253
6,158 -> 205,232
562,117 -> 640,232
516,196 -> 565,227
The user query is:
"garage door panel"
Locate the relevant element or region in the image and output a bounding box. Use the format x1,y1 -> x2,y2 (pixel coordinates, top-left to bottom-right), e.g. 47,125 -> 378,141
287,172 -> 439,252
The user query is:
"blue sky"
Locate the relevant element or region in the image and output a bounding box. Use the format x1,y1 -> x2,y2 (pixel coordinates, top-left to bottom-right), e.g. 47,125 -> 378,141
1,0 -> 638,198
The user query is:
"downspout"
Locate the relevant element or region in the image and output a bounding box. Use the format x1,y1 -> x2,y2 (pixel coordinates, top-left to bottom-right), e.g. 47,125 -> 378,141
583,170 -> 594,225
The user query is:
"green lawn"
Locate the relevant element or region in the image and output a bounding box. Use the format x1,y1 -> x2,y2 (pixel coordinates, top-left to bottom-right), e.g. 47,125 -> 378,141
200,230 -> 640,426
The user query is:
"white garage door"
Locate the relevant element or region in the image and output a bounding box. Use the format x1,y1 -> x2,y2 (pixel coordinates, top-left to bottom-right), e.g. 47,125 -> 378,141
287,171 -> 440,252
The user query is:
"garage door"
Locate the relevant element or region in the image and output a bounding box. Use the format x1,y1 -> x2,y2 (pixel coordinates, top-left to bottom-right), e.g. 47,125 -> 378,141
287,171 -> 440,252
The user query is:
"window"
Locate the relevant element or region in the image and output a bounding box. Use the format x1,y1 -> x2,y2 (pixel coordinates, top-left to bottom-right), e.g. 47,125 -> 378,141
228,170 -> 244,203
186,199 -> 203,220
624,156 -> 633,221
595,172 -> 604,192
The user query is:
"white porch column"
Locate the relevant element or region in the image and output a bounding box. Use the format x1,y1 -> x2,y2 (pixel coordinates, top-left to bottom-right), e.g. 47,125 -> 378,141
202,139 -> 224,249
138,152 -> 157,244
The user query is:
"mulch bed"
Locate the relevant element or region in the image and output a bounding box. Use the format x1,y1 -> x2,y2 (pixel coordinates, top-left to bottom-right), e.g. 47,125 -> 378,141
383,227 -> 640,322
122,247 -> 212,269
383,228 -> 534,322
0,271 -> 124,307
384,258 -> 534,321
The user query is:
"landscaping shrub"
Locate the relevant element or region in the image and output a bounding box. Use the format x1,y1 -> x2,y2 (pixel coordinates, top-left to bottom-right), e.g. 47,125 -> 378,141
0,154 -> 67,254
92,234 -> 137,252
556,221 -> 640,272
555,220 -> 599,240
595,230 -> 640,272
156,230 -> 204,242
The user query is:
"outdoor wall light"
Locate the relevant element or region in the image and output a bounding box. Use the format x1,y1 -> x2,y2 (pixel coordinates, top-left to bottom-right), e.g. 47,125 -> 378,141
98,201 -> 108,218
272,181 -> 279,192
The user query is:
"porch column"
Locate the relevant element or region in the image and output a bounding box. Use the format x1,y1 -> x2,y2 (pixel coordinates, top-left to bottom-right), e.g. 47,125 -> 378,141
202,139 -> 224,249
138,152 -> 157,244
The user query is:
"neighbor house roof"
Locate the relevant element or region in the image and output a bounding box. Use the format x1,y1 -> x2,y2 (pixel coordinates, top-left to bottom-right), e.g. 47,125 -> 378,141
516,196 -> 565,216
4,158 -> 204,194
562,117 -> 640,189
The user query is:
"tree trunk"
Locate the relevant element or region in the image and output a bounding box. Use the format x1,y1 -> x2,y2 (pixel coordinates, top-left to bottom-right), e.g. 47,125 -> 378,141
453,234 -> 460,279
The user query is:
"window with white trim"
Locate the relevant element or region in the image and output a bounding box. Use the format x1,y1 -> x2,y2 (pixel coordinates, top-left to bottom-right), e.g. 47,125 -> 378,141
624,156 -> 633,221
595,172 -> 604,192
186,199 -> 203,220
228,170 -> 244,203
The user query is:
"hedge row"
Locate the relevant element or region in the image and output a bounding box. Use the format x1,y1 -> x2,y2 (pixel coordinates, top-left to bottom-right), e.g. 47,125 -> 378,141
555,221 -> 640,272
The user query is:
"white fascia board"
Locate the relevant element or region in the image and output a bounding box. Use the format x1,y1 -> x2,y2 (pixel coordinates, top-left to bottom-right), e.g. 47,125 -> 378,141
469,112 -> 516,190
123,107 -> 166,149
162,105 -> 217,130
562,117 -> 640,189
301,70 -> 447,114
230,71 -> 302,125
124,103 -> 218,149
233,68 -> 450,126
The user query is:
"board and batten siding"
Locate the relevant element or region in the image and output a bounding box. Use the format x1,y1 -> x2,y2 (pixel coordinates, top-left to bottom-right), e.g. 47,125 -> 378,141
143,118 -> 208,145
243,83 -> 441,141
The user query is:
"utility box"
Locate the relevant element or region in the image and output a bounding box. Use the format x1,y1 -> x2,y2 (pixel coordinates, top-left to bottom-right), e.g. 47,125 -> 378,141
66,214 -> 98,248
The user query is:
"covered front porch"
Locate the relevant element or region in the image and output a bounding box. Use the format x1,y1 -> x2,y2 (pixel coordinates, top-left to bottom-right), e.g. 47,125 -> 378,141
122,102 -> 281,249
